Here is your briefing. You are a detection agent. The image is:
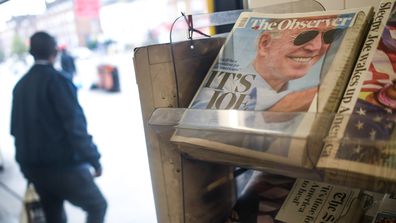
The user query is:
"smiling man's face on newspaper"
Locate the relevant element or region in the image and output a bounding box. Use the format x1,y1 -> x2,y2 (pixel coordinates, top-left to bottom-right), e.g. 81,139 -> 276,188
257,16 -> 339,83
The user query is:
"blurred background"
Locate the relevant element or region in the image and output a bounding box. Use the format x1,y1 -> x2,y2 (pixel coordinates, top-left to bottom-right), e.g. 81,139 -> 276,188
0,0 -> 211,60
0,0 -> 213,222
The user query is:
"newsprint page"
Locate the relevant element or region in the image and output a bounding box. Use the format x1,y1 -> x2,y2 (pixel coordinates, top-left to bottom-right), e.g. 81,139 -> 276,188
171,7 -> 374,171
275,178 -> 363,223
317,1 -> 396,194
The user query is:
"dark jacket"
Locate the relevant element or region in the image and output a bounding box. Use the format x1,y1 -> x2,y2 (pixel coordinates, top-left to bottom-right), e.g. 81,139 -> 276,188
11,64 -> 101,173
61,50 -> 76,76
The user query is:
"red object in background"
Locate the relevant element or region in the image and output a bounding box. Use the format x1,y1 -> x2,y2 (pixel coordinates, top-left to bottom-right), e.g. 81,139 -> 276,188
97,65 -> 114,90
58,44 -> 67,50
96,65 -> 120,92
74,0 -> 101,18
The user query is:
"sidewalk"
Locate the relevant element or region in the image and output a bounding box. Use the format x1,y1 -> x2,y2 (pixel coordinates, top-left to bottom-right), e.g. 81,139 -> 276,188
0,52 -> 157,223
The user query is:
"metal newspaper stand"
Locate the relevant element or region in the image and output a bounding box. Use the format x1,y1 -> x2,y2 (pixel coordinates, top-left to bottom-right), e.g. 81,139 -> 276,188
133,1 -> 390,222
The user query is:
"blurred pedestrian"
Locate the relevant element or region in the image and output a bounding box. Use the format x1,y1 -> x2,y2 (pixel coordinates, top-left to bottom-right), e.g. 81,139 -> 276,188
59,43 -> 76,80
11,31 -> 107,223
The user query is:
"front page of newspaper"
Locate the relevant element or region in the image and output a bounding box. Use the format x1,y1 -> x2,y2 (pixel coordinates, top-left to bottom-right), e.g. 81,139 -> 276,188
317,1 -> 396,194
171,7 -> 373,170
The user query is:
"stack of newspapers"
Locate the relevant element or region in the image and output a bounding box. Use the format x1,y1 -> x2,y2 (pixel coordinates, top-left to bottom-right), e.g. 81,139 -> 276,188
168,0 -> 396,193
316,0 -> 396,194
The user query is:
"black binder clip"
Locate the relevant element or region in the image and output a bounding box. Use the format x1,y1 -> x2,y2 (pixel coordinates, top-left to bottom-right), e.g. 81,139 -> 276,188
181,12 -> 211,49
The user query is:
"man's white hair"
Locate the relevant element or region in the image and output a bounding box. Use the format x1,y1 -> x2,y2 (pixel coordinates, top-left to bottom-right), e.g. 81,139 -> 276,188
252,18 -> 284,50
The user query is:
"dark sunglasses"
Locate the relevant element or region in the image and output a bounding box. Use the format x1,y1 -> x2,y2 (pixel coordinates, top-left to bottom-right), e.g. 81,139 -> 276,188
293,28 -> 344,46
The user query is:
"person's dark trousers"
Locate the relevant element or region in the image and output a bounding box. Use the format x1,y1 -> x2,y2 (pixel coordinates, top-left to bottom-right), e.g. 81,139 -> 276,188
23,168 -> 107,223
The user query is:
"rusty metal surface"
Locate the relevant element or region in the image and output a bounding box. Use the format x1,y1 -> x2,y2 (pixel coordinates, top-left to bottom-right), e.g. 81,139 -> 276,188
134,46 -> 178,223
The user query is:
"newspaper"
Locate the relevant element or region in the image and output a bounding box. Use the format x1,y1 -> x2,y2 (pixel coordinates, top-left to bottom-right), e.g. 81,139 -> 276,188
171,7 -> 374,170
316,1 -> 396,194
371,194 -> 396,223
275,178 -> 364,223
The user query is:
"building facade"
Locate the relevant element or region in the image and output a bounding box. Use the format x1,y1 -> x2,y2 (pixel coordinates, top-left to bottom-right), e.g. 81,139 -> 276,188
0,0 -> 102,56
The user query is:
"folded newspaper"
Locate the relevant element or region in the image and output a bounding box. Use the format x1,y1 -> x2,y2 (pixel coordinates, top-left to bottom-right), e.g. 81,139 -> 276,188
170,7 -> 374,171
316,0 -> 396,194
275,178 -> 369,223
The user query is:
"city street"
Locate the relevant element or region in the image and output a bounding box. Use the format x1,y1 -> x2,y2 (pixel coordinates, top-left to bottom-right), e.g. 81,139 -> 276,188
0,51 -> 157,222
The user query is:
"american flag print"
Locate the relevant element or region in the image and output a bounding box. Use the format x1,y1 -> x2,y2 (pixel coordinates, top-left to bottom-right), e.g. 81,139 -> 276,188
336,21 -> 396,167
336,99 -> 396,166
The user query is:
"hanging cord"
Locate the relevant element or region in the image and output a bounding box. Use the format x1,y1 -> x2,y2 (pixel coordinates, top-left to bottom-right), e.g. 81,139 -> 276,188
169,13 -> 211,222
0,181 -> 23,201
169,12 -> 211,108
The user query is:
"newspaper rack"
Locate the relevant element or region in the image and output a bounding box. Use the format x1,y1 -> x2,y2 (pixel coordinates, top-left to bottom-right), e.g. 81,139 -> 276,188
148,108 -> 394,147
133,1 -> 390,222
148,108 -> 396,187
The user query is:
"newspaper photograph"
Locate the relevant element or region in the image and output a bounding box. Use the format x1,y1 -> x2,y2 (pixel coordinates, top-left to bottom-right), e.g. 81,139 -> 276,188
171,7 -> 374,170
